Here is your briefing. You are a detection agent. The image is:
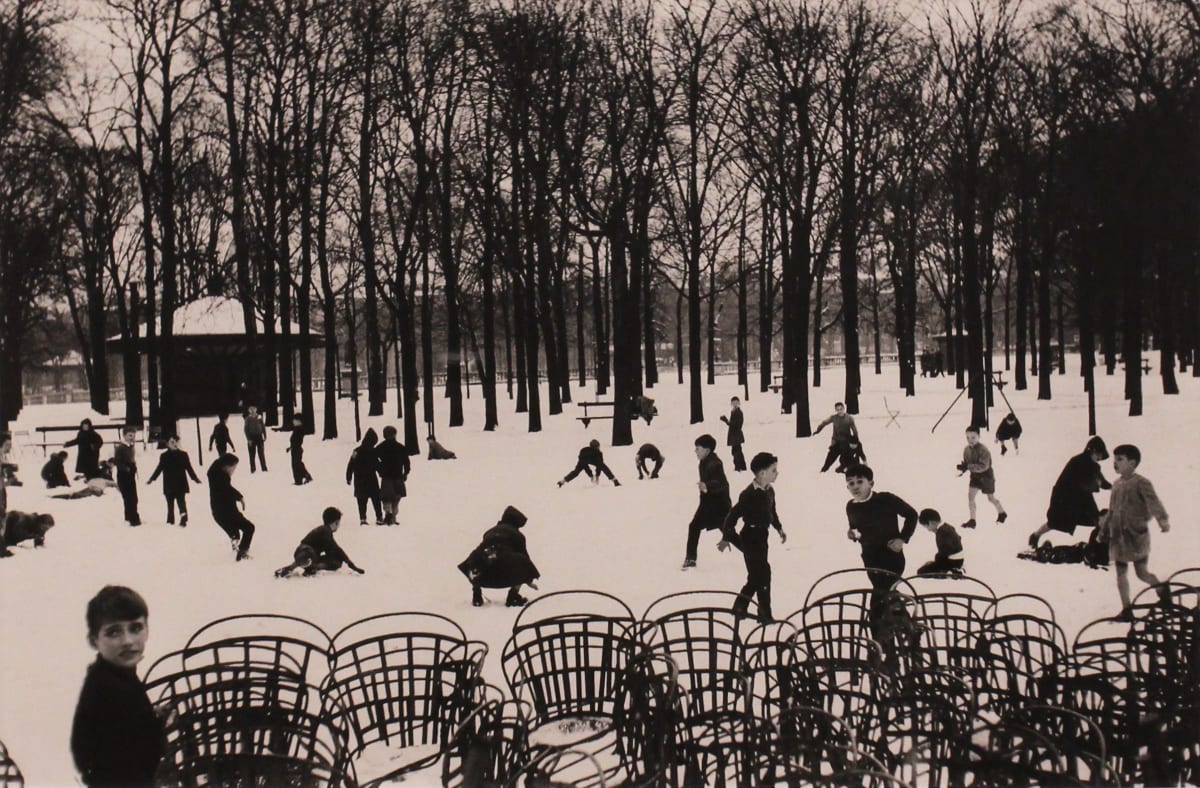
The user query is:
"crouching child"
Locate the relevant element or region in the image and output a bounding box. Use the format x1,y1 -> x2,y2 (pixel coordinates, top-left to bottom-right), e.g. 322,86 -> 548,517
458,505 -> 540,607
275,507 -> 364,577
2,511 -> 56,551
915,508 -> 964,576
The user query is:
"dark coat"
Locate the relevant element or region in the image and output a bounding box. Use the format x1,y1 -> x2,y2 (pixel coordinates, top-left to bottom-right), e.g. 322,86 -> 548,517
42,455 -> 70,488
995,416 -> 1023,441
346,444 -> 381,498
1046,452 -> 1109,533
691,453 -> 732,531
458,522 -> 540,589
147,449 -> 201,497
208,422 -> 235,453
577,445 -> 606,468
376,438 -> 411,497
206,463 -> 244,522
71,657 -> 164,788
722,409 -> 745,446
64,430 -> 104,477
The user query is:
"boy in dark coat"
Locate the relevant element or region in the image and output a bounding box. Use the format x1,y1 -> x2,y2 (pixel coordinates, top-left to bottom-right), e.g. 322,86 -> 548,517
375,426 -> 410,525
346,428 -> 383,525
636,443 -> 665,480
718,452 -> 787,623
557,439 -> 620,487
113,426 -> 141,526
42,451 -> 71,488
720,397 -> 747,472
458,505 -> 540,607
286,415 -> 314,485
1028,436 -> 1111,549
208,413 -> 236,456
275,507 -> 365,577
146,436 -> 202,526
816,403 -> 860,473
844,463 -> 919,634
64,419 -> 104,480
243,405 -> 267,472
915,509 -> 965,576
682,434 -> 731,569
207,454 -> 255,560
995,412 -> 1022,456
70,586 -> 165,788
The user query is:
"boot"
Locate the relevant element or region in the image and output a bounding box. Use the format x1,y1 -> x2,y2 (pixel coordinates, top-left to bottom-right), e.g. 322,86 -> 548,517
681,558 -> 696,570
962,519 -> 977,530
997,512 -> 1008,523
506,589 -> 528,607
472,586 -> 484,607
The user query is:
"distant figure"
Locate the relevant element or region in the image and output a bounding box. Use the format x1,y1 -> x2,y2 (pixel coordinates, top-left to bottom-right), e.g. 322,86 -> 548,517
915,508 -> 964,576
64,419 -> 104,480
834,440 -> 868,475
957,425 -> 1006,529
52,472 -> 118,500
346,429 -> 383,525
146,435 -> 202,526
207,454 -> 255,561
636,443 -> 665,480
1097,444 -> 1171,621
286,415 -> 313,485
375,426 -> 410,525
0,431 -> 10,548
3,511 -> 55,550
721,397 -> 747,472
243,406 -> 267,472
275,507 -> 364,578
208,413 -> 236,456
682,434 -> 731,570
995,412 -> 1022,456
557,439 -> 620,487
633,395 -> 658,425
113,426 -> 141,527
427,436 -> 457,460
42,451 -> 71,488
458,505 -> 540,607
816,403 -> 860,473
1028,436 -> 1111,550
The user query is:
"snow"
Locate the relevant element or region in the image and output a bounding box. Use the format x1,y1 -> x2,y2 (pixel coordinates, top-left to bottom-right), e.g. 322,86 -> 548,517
2,357 -> 1197,786
105,295 -> 308,341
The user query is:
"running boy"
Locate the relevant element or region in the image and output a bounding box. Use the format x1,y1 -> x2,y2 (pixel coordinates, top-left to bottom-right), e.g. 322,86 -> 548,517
1097,444 -> 1171,621
682,434 -> 731,569
816,402 -> 859,473
70,586 -> 165,788
915,508 -> 965,576
720,396 -> 747,472
844,464 -> 919,633
146,435 -> 202,526
275,507 -> 365,577
958,425 -> 1006,529
557,439 -> 620,487
113,426 -> 141,526
718,452 -> 787,623
207,454 -> 255,560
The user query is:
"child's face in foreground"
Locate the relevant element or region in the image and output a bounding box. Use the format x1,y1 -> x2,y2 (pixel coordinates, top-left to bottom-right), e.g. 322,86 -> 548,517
1113,454 -> 1138,477
755,463 -> 779,486
846,475 -> 873,501
91,616 -> 149,669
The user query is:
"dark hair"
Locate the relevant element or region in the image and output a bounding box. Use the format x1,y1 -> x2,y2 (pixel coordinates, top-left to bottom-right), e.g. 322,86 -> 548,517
750,452 -> 778,474
168,434 -> 180,442
122,425 -> 137,435
844,463 -> 873,482
86,586 -> 148,639
730,396 -> 740,403
361,428 -> 378,449
55,451 -> 69,460
383,425 -> 397,439
918,508 -> 941,525
589,439 -> 600,449
81,418 -> 93,429
835,402 -> 845,409
965,425 -> 980,435
322,506 -> 342,525
213,453 -> 239,472
1113,444 -> 1141,464
694,434 -> 717,451
218,413 -> 228,420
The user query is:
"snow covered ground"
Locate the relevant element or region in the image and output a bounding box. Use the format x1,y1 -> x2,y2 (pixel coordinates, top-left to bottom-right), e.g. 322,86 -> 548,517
2,357 -> 1197,786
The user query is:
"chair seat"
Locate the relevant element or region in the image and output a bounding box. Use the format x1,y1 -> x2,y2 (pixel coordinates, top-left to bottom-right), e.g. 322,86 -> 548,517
528,716 -> 615,749
352,740 -> 444,785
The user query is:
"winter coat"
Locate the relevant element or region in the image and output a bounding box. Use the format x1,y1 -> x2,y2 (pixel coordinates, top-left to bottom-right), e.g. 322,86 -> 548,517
1099,473 -> 1169,563
206,463 -> 244,523
1045,452 -> 1109,532
458,521 -> 540,589
346,433 -> 381,498
722,409 -> 745,446
690,453 -> 732,531
71,657 -> 164,788
375,438 -> 411,498
147,449 -> 201,497
42,455 -> 70,488
64,430 -> 104,477
995,416 -> 1022,441
934,523 -> 964,557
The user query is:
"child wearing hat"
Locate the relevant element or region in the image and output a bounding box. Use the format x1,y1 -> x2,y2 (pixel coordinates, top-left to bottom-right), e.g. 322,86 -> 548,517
1028,436 -> 1111,549
458,505 -> 540,607
718,452 -> 787,623
682,434 -> 731,569
558,439 -> 620,487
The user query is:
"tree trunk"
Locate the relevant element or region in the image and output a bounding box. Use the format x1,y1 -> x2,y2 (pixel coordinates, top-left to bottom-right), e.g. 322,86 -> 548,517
576,247 -> 587,389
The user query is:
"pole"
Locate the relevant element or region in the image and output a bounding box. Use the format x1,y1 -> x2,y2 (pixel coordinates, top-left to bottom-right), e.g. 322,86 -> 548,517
931,385 -> 970,434
195,416 -> 203,467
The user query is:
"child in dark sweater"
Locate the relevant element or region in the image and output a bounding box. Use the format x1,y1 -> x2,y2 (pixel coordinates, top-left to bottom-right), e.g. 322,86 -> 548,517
915,508 -> 965,576
275,507 -> 364,577
718,452 -> 788,623
208,413 -> 236,456
844,464 -> 918,632
286,414 -> 314,485
558,440 -> 620,487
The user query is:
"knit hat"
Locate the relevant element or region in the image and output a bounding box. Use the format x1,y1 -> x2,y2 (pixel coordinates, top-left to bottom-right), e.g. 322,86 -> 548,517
1085,436 -> 1109,460
499,505 -> 528,528
694,434 -> 717,451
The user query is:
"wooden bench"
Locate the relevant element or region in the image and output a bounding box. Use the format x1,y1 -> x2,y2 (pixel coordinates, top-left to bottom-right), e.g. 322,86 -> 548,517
36,424 -> 138,455
577,401 -> 614,428
769,375 -> 784,394
989,372 -> 1008,391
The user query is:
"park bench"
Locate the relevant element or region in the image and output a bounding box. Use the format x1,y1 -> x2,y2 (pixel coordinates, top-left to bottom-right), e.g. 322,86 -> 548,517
1120,358 -> 1152,375
577,401 -> 614,428
576,396 -> 657,428
35,423 -> 141,455
769,375 -> 784,394
989,371 -> 1008,391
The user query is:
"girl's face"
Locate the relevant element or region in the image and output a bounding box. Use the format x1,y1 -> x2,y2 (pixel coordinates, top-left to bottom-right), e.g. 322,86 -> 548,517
91,617 -> 149,669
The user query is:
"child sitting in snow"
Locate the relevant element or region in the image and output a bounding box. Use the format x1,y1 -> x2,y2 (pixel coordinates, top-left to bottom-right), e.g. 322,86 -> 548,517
275,507 -> 365,578
915,508 -> 964,576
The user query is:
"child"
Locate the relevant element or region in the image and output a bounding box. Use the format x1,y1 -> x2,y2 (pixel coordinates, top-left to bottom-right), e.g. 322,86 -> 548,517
208,413 -> 236,456
1028,436 -> 1111,549
816,402 -> 860,473
64,418 -> 104,480
42,450 -> 71,488
995,412 -> 1022,456
458,505 -> 541,607
243,405 -> 267,472
718,452 -> 787,623
346,428 -> 383,525
557,439 -> 620,487
427,436 -> 457,460
146,435 -> 202,526
3,511 -> 55,550
683,434 -> 731,569
113,426 -> 141,526
915,508 -> 964,576
843,463 -> 919,634
70,586 -> 165,788
286,414 -> 314,485
275,507 -> 365,577
1096,444 -> 1171,621
636,443 -> 665,480
375,426 -> 410,524
834,439 -> 867,474
957,426 -> 1006,529
207,454 -> 255,561
720,396 -> 747,472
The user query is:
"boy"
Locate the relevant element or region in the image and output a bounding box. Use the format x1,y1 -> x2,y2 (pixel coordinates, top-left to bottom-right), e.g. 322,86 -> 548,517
42,450 -> 71,488
958,426 -> 1006,529
70,586 -> 165,788
275,507 -> 365,577
376,426 -> 410,524
1096,445 -> 1171,621
146,435 -> 202,526
208,413 -> 236,456
243,405 -> 267,472
816,402 -> 859,473
207,454 -> 255,561
682,434 -> 731,569
1028,436 -> 1111,549
3,511 -> 55,549
557,439 -> 620,487
834,439 -> 867,474
458,505 -> 541,607
718,452 -> 787,623
995,412 -> 1022,456
843,464 -> 919,633
915,508 -> 964,576
720,396 -> 747,472
636,443 -> 665,480
113,426 -> 141,526
286,414 -> 314,485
